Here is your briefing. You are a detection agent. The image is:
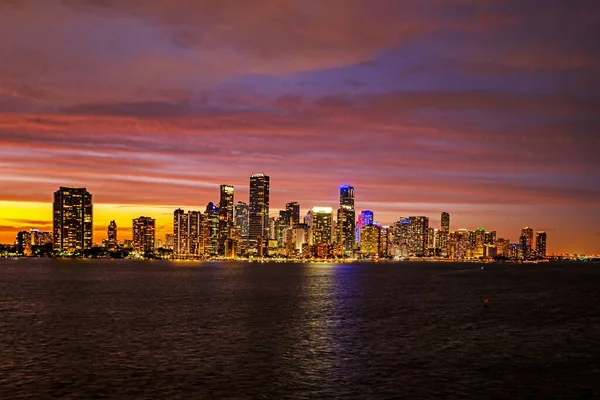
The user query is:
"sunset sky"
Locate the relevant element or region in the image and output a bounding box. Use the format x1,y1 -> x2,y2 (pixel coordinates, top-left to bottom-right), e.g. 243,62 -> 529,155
1,0 -> 599,253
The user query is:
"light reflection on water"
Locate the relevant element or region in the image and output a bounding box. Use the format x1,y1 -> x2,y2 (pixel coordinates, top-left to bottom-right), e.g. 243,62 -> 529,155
0,259 -> 599,399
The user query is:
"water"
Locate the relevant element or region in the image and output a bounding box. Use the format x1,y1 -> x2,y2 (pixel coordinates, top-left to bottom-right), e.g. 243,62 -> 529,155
1,259 -> 599,399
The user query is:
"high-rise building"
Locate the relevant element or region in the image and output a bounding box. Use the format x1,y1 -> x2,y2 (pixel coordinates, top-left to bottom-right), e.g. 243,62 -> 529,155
286,202 -> 300,226
519,234 -> 528,260
132,216 -> 155,254
218,185 -> 234,255
356,210 -> 374,245
521,226 -> 534,249
337,185 -> 356,254
174,209 -> 204,258
439,212 -> 450,257
53,187 -> 93,252
474,228 -> 486,258
338,207 -> 356,254
441,212 -> 450,232
165,234 -> 174,250
107,220 -> 117,251
339,185 -> 355,209
309,207 -> 333,245
536,231 -> 547,258
249,173 -> 270,249
16,231 -> 32,255
30,229 -> 52,246
234,202 -> 249,238
360,224 -> 380,256
204,202 -> 219,256
407,216 -> 429,257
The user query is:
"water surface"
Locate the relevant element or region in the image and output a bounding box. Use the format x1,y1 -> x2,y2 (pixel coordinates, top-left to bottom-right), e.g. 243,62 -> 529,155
1,259 -> 599,399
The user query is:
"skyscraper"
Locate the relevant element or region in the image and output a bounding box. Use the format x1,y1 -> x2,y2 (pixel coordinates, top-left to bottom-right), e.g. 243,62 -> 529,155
356,210 -> 374,245
234,202 -> 249,238
521,226 -> 534,259
309,207 -> 333,245
338,185 -> 356,254
521,227 -> 534,248
360,224 -> 380,256
107,220 -> 117,251
285,202 -> 300,226
53,187 -> 93,252
439,212 -> 450,257
204,202 -> 219,256
339,185 -> 355,209
174,209 -> 204,258
536,231 -> 547,258
249,173 -> 270,248
132,216 -> 155,254
407,216 -> 429,257
218,185 -> 234,255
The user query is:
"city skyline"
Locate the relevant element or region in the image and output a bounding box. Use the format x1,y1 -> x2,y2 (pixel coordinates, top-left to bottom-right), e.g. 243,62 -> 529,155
0,1 -> 598,253
0,180 -> 581,257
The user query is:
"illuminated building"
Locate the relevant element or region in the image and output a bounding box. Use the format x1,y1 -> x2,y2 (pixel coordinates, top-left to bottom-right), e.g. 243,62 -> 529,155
407,216 -> 429,257
53,187 -> 93,252
218,185 -> 234,255
30,229 -> 52,246
173,209 -> 204,258
519,234 -> 528,259
360,224 -> 380,256
356,210 -> 374,245
521,226 -> 534,251
449,229 -> 469,259
16,231 -> 32,255
439,212 -> 450,257
132,216 -> 155,254
234,202 -> 249,238
536,231 -> 547,258
107,220 -> 117,251
337,207 -> 356,254
204,202 -> 219,256
379,226 -> 390,257
474,228 -> 486,258
164,234 -> 174,250
249,173 -> 270,251
309,207 -> 333,245
427,227 -> 436,256
275,211 -> 290,247
339,185 -> 355,209
286,202 -> 300,226
496,238 -> 511,257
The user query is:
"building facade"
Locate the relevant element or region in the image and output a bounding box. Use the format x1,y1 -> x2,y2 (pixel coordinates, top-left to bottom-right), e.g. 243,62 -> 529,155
53,187 -> 93,252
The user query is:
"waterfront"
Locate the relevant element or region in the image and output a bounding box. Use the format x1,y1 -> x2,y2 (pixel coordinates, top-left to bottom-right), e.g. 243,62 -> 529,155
1,259 -> 599,399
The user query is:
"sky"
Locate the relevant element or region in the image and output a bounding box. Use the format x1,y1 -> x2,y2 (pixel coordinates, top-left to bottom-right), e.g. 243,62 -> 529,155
0,0 -> 599,253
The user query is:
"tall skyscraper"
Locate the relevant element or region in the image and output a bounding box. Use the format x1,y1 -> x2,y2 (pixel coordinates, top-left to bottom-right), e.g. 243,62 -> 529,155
53,187 -> 93,252
521,227 -> 534,248
107,220 -> 117,251
360,224 -> 380,256
439,212 -> 450,257
356,210 -> 374,245
234,202 -> 249,238
407,216 -> 429,257
285,202 -> 300,226
174,209 -> 204,258
339,185 -> 355,209
309,207 -> 333,245
132,216 -> 155,254
536,231 -> 547,258
218,185 -> 234,255
249,173 -> 270,247
338,185 -> 356,254
204,202 -> 219,256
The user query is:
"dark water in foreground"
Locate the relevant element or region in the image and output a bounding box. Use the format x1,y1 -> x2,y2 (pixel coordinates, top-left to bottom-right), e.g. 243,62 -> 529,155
1,260 -> 599,399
